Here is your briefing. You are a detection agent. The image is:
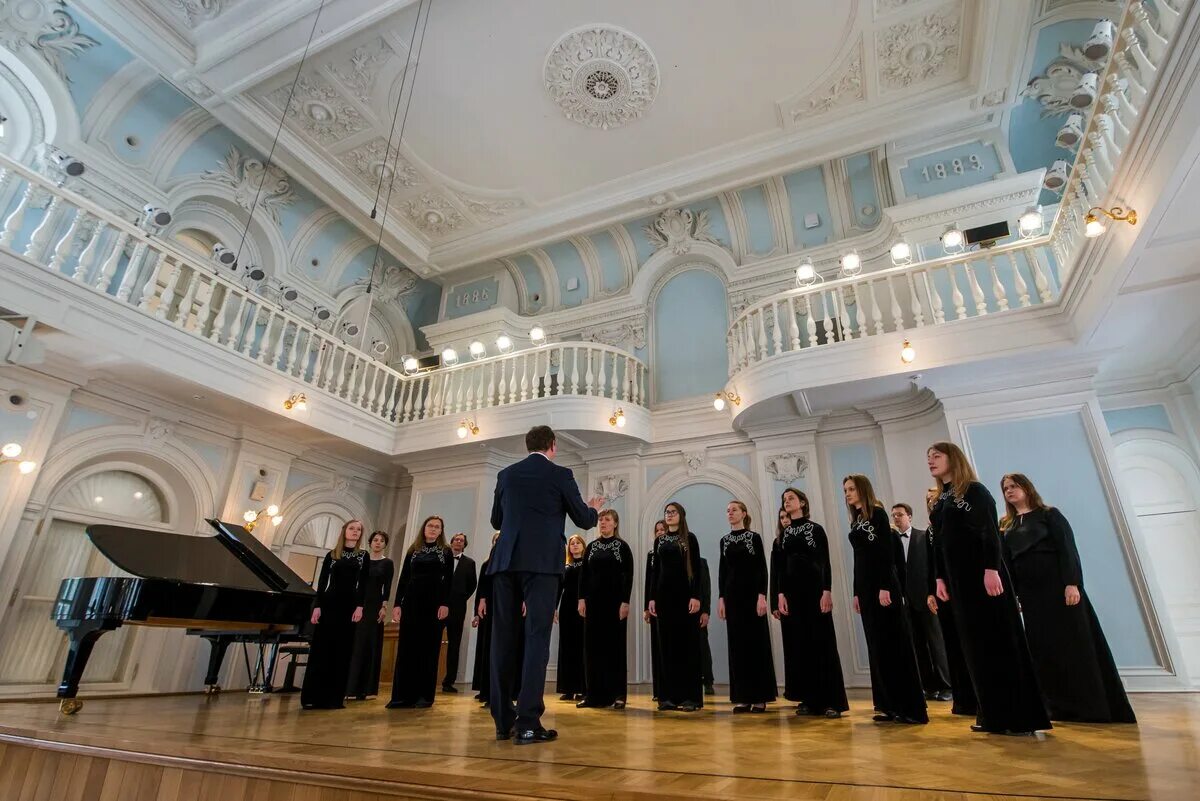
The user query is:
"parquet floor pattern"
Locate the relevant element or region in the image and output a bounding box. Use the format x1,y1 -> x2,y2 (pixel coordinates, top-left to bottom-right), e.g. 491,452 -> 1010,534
1,689 -> 1197,801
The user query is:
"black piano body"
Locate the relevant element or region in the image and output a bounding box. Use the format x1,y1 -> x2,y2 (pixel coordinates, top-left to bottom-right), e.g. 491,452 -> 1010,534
52,519 -> 315,714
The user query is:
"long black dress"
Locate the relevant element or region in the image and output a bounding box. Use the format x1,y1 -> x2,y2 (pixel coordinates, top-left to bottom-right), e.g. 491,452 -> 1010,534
770,517 -> 848,714
849,508 -> 928,723
301,548 -> 367,709
927,524 -> 978,717
719,529 -> 776,705
931,483 -> 1051,733
388,543 -> 453,707
650,531 -> 704,708
579,536 -> 635,706
346,556 -> 394,698
1004,508 -> 1135,723
472,559 -> 493,700
645,550 -> 661,700
555,560 -> 586,696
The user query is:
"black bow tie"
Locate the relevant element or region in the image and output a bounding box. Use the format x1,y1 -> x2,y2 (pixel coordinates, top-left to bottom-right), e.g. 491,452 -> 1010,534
899,532 -> 909,538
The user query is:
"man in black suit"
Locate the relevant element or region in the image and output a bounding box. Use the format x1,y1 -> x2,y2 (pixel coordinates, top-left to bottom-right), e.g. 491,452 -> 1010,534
441,532 -> 477,693
489,425 -> 602,744
892,503 -> 952,701
698,557 -> 715,695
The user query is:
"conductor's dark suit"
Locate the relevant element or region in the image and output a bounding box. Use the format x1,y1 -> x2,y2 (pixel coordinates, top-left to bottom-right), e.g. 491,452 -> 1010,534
442,552 -> 477,689
897,527 -> 951,695
488,453 -> 598,735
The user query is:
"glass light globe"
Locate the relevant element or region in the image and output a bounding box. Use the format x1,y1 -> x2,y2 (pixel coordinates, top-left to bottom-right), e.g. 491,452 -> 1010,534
795,261 -> 816,285
243,510 -> 258,523
1,442 -> 21,459
616,411 -> 626,428
496,334 -> 513,353
266,504 -> 279,517
900,340 -> 916,364
441,347 -> 459,366
941,228 -> 965,253
456,423 -> 469,439
713,395 -> 726,411
18,460 -> 36,474
469,341 -> 486,360
1018,206 -> 1044,238
1084,213 -> 1106,238
271,515 -> 284,526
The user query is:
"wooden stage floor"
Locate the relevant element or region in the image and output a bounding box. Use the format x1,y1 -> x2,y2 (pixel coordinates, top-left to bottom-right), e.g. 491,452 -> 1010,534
1,688 -> 1198,801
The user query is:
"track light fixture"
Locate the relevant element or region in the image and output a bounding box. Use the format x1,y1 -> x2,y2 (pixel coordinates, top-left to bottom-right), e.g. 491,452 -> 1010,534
840,251 -> 862,277
529,326 -> 547,346
941,227 -> 965,254
469,340 -> 487,360
889,241 -> 913,267
402,355 -> 420,374
495,334 -> 513,354
441,347 -> 459,366
795,258 -> 821,288
50,151 -> 85,177
1084,206 -> 1137,238
1018,206 -> 1044,239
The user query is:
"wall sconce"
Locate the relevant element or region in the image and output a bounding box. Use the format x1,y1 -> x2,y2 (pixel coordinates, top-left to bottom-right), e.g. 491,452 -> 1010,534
900,339 -> 916,364
941,226 -> 965,254
889,241 -> 913,267
1084,206 -> 1137,238
839,251 -> 862,277
795,258 -> 821,288
495,334 -> 513,354
608,408 -> 626,428
469,340 -> 487,360
713,390 -> 741,412
457,418 -> 480,439
283,392 -> 307,413
1,442 -> 37,474
529,326 -> 547,346
1018,206 -> 1044,239
243,504 -> 282,532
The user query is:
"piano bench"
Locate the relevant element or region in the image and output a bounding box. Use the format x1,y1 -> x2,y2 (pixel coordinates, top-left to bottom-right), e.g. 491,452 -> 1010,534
278,645 -> 310,693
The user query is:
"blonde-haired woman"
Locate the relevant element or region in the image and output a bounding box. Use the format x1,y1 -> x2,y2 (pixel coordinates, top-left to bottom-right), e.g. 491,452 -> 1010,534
1000,473 -> 1134,723
844,475 -> 927,724
924,487 -> 977,719
387,515 -> 453,709
927,442 -> 1050,735
719,500 -> 775,712
301,519 -> 368,710
555,534 -> 587,701
578,510 -> 634,709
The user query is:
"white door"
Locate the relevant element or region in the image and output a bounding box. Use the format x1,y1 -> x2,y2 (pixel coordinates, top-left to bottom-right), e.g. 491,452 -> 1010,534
1115,442 -> 1200,684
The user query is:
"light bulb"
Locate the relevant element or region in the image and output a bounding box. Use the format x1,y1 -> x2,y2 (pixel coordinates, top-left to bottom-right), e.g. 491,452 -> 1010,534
294,398 -> 307,413
403,356 -> 419,374
469,340 -> 486,360
713,394 -> 726,411
1,442 -> 21,459
266,504 -> 279,517
133,491 -> 144,500
17,460 -> 36,474
900,340 -> 916,364
441,347 -> 459,366
941,228 -> 965,253
93,496 -> 104,504
529,326 -> 546,345
840,251 -> 862,276
889,242 -> 912,266
1084,213 -> 1106,238
496,334 -> 513,353
616,412 -> 626,428
271,515 -> 284,526
795,260 -> 816,286
243,510 -> 258,523
456,423 -> 469,439
1018,206 -> 1044,238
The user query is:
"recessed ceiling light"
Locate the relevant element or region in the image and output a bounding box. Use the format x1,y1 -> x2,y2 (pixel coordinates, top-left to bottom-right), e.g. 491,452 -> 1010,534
192,394 -> 205,400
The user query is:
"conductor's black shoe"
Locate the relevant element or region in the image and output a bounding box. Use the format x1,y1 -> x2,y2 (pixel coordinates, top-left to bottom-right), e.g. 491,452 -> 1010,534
935,690 -> 953,702
386,701 -> 414,709
679,701 -> 700,712
442,684 -> 459,693
657,701 -> 678,711
970,724 -> 987,732
495,727 -> 514,740
559,693 -> 575,701
514,727 -> 558,745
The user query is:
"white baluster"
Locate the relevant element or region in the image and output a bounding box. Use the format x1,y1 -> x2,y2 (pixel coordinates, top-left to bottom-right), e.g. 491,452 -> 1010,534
293,328 -> 314,377
771,301 -> 784,355
989,257 -> 1010,312
1106,73 -> 1139,126
853,285 -> 868,337
174,268 -> 199,329
541,348 -> 552,398
923,271 -> 944,325
402,375 -> 417,421
887,276 -> 904,332
598,350 -> 609,398
257,311 -> 276,364
137,253 -> 167,312
496,357 -> 508,404
1152,0 -> 1182,38
820,291 -> 835,344
756,309 -> 769,360
72,219 -> 104,282
485,361 -> 496,407
965,262 -> 987,315
523,352 -> 532,401
193,273 -> 217,336
837,287 -> 853,340
23,196 -> 61,261
868,281 -> 883,335
1132,2 -> 1169,64
1095,113 -> 1122,167
417,374 -> 431,419
1115,48 -> 1148,107
786,297 -> 800,350
285,325 -> 303,374
0,183 -> 35,248
570,347 -> 580,395
949,265 -> 966,319
270,318 -> 289,369
1010,255 -> 1032,309
1100,93 -> 1130,150
804,294 -> 817,347
49,208 -> 85,273
221,291 -> 247,349
115,241 -> 148,302
906,271 -> 925,327
1028,248 -> 1054,303
319,339 -> 337,389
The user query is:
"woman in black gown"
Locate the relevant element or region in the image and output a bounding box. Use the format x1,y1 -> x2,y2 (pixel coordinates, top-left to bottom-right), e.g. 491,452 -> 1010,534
472,533 -> 499,704
648,502 -> 703,711
346,530 -> 395,700
925,487 -> 978,718
301,519 -> 368,710
718,500 -> 776,712
1000,473 -> 1135,723
643,520 -> 666,701
387,515 -> 452,709
771,490 -> 848,718
578,510 -> 635,709
844,475 -> 928,724
928,442 -> 1051,735
556,534 -> 587,701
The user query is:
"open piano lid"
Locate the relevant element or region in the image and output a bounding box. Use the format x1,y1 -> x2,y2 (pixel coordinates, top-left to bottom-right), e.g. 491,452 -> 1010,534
83,519 -> 315,595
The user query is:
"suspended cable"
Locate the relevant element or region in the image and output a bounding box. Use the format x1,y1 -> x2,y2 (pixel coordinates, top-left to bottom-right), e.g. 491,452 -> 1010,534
370,0 -> 426,220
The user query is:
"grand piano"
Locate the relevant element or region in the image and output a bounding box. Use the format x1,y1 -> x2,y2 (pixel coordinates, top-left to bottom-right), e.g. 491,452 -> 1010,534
52,519 -> 315,714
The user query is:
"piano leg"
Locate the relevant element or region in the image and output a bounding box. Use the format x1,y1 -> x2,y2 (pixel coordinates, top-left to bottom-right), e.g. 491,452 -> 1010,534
201,635 -> 233,694
56,620 -> 116,715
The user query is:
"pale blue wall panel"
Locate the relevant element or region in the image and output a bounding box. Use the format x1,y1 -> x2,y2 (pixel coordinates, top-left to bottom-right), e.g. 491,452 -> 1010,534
1103,405 -> 1174,435
543,241 -> 588,307
738,185 -> 776,255
590,231 -> 626,294
782,168 -> 833,249
652,269 -> 729,403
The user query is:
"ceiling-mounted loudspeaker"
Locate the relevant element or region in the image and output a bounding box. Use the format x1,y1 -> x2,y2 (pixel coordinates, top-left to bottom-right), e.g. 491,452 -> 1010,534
213,243 -> 237,266
246,267 -> 266,282
280,286 -> 299,303
51,152 -> 84,176
142,205 -> 172,227
313,307 -> 331,322
343,322 -> 360,337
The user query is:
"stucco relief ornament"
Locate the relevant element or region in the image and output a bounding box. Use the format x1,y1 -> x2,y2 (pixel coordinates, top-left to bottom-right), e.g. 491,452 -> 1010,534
204,146 -> 295,225
453,190 -> 526,222
146,418 -> 173,443
790,46 -> 864,121
404,193 -> 465,237
764,453 -> 808,483
644,207 -> 721,256
166,0 -> 232,27
357,264 -> 419,304
876,8 -> 962,91
684,450 -> 706,477
340,137 -> 421,190
0,0 -> 98,82
1021,44 -> 1107,117
581,319 -> 646,351
543,24 -> 660,130
594,475 -> 629,503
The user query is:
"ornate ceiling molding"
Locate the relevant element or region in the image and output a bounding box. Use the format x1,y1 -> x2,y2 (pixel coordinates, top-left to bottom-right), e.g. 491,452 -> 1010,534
266,73 -> 369,146
644,208 -> 722,256
338,137 -> 423,191
453,190 -> 526,222
403,192 -> 466,238
0,0 -> 98,82
165,0 -> 237,28
875,4 -> 963,92
783,40 -> 865,124
327,37 -> 395,105
543,24 -> 660,130
202,145 -> 295,225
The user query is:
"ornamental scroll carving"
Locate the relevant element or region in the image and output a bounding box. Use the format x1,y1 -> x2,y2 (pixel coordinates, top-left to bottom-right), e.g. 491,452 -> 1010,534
764,453 -> 808,483
644,208 -> 722,256
594,475 -> 629,504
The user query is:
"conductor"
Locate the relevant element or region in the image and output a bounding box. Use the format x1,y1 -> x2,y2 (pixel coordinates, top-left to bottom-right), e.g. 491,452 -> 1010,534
489,425 -> 602,744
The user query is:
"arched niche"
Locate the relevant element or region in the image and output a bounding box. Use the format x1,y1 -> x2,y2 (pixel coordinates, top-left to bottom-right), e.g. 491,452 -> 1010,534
276,487 -> 371,584
163,188 -> 284,280
332,283 -> 417,362
650,265 -> 730,404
